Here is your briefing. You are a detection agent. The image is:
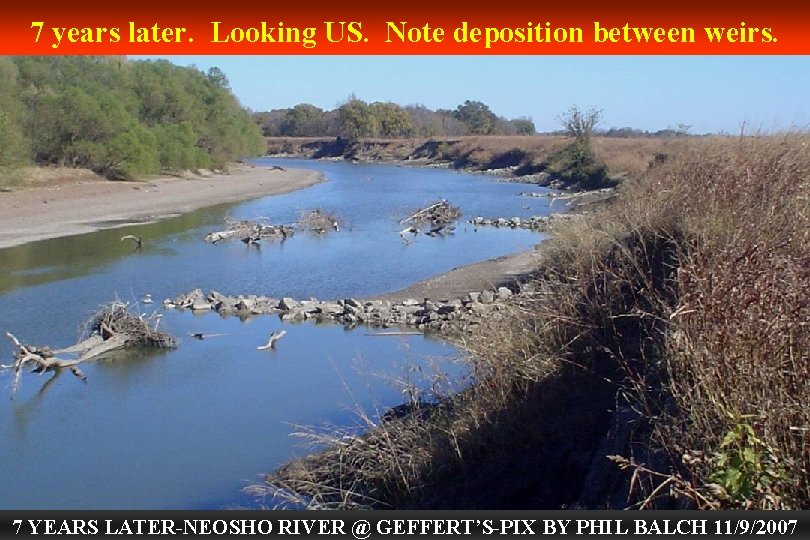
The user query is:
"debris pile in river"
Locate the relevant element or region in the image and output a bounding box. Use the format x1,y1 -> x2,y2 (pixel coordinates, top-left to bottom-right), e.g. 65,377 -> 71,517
83,302 -> 177,349
205,218 -> 295,244
398,199 -> 461,242
402,200 -> 460,230
1,302 -> 176,393
297,208 -> 341,234
168,284 -> 531,334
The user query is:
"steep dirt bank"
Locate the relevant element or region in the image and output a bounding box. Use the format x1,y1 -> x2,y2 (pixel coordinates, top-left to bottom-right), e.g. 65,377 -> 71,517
266,135 -> 669,187
252,134 -> 809,511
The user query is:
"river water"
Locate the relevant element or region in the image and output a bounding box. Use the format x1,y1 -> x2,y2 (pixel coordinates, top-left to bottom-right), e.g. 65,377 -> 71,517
0,159 -> 551,509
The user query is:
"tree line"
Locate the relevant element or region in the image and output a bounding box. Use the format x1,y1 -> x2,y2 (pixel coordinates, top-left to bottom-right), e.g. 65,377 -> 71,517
0,57 -> 264,179
254,98 -> 537,139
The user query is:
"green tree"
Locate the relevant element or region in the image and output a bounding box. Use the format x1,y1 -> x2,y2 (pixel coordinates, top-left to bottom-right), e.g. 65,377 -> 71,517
338,98 -> 378,140
550,106 -> 612,190
369,102 -> 414,138
453,100 -> 497,134
10,57 -> 263,178
281,104 -> 324,136
0,58 -> 28,166
512,117 -> 536,135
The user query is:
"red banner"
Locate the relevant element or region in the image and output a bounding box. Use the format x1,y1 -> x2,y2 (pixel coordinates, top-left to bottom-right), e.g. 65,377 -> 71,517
2,0 -> 807,54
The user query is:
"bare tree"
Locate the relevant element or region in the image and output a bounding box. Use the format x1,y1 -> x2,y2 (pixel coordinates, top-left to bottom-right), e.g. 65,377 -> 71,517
557,106 -> 603,144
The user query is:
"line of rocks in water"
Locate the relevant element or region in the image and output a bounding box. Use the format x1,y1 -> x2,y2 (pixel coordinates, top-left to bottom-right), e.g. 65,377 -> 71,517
469,213 -> 580,231
165,285 -> 532,333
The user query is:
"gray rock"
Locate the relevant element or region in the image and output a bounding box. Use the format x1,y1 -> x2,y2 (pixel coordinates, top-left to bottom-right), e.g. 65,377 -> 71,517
471,303 -> 491,316
281,308 -> 306,321
497,287 -> 513,300
236,298 -> 254,311
398,305 -> 421,315
217,298 -> 238,313
279,297 -> 299,311
318,303 -> 344,316
344,298 -> 362,308
468,291 -> 481,304
299,300 -> 320,313
480,290 -> 495,304
207,290 -> 227,303
191,300 -> 212,311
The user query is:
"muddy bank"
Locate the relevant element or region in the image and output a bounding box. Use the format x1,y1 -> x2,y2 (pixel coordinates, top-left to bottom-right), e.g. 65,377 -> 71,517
0,165 -> 323,249
381,248 -> 542,304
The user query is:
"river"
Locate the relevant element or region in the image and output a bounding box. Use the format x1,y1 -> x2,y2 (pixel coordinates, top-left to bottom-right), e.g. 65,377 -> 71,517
0,159 -> 552,509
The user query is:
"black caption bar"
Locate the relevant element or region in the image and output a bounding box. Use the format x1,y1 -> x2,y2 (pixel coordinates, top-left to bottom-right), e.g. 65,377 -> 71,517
1,511 -> 808,539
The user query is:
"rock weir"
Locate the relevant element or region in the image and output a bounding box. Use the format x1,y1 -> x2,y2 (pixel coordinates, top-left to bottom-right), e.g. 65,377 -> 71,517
167,284 -> 532,333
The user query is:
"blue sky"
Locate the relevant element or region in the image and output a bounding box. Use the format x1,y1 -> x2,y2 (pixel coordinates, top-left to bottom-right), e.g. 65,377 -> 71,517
130,56 -> 809,134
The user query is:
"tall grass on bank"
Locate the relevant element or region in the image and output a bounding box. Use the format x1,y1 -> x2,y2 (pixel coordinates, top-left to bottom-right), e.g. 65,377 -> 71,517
254,134 -> 808,509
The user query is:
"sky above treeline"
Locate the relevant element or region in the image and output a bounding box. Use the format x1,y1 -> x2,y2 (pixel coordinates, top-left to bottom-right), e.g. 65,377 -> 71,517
130,56 -> 809,134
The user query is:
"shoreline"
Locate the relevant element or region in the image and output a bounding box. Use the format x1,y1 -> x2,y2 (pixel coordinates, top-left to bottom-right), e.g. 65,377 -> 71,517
0,165 -> 324,250
374,247 -> 542,303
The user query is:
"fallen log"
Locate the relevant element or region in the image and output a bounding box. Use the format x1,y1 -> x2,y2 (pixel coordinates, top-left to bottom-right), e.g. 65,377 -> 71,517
206,218 -> 295,244
2,302 -> 177,394
120,235 -> 144,248
2,332 -> 86,393
258,330 -> 287,350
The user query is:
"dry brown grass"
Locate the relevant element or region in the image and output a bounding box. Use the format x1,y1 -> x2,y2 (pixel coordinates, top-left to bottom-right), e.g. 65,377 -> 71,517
255,133 -> 808,510
265,135 -> 672,180
653,135 -> 809,508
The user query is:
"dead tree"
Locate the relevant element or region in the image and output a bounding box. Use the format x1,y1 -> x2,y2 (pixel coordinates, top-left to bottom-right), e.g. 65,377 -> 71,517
2,302 -> 177,394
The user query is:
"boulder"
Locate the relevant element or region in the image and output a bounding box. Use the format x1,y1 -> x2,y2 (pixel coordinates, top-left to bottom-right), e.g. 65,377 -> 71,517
191,300 -> 212,311
318,303 -> 344,316
279,297 -> 299,311
497,287 -> 513,300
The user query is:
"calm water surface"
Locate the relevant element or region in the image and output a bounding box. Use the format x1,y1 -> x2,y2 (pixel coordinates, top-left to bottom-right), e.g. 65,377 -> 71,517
0,159 -> 551,509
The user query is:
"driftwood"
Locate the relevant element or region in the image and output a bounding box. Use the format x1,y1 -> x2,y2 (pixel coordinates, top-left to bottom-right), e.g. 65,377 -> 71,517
189,332 -> 226,340
399,226 -> 419,244
206,218 -> 295,244
257,330 -> 287,350
120,235 -> 144,249
297,209 -> 341,235
2,332 -> 86,392
399,200 -> 460,242
1,302 -> 177,394
401,199 -> 461,227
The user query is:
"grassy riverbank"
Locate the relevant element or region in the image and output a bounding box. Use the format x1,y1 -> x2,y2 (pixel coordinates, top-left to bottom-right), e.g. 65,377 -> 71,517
255,134 -> 809,509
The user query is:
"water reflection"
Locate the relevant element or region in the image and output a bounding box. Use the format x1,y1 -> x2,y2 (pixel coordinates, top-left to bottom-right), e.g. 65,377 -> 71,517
0,160 -> 549,509
0,207 -> 225,294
